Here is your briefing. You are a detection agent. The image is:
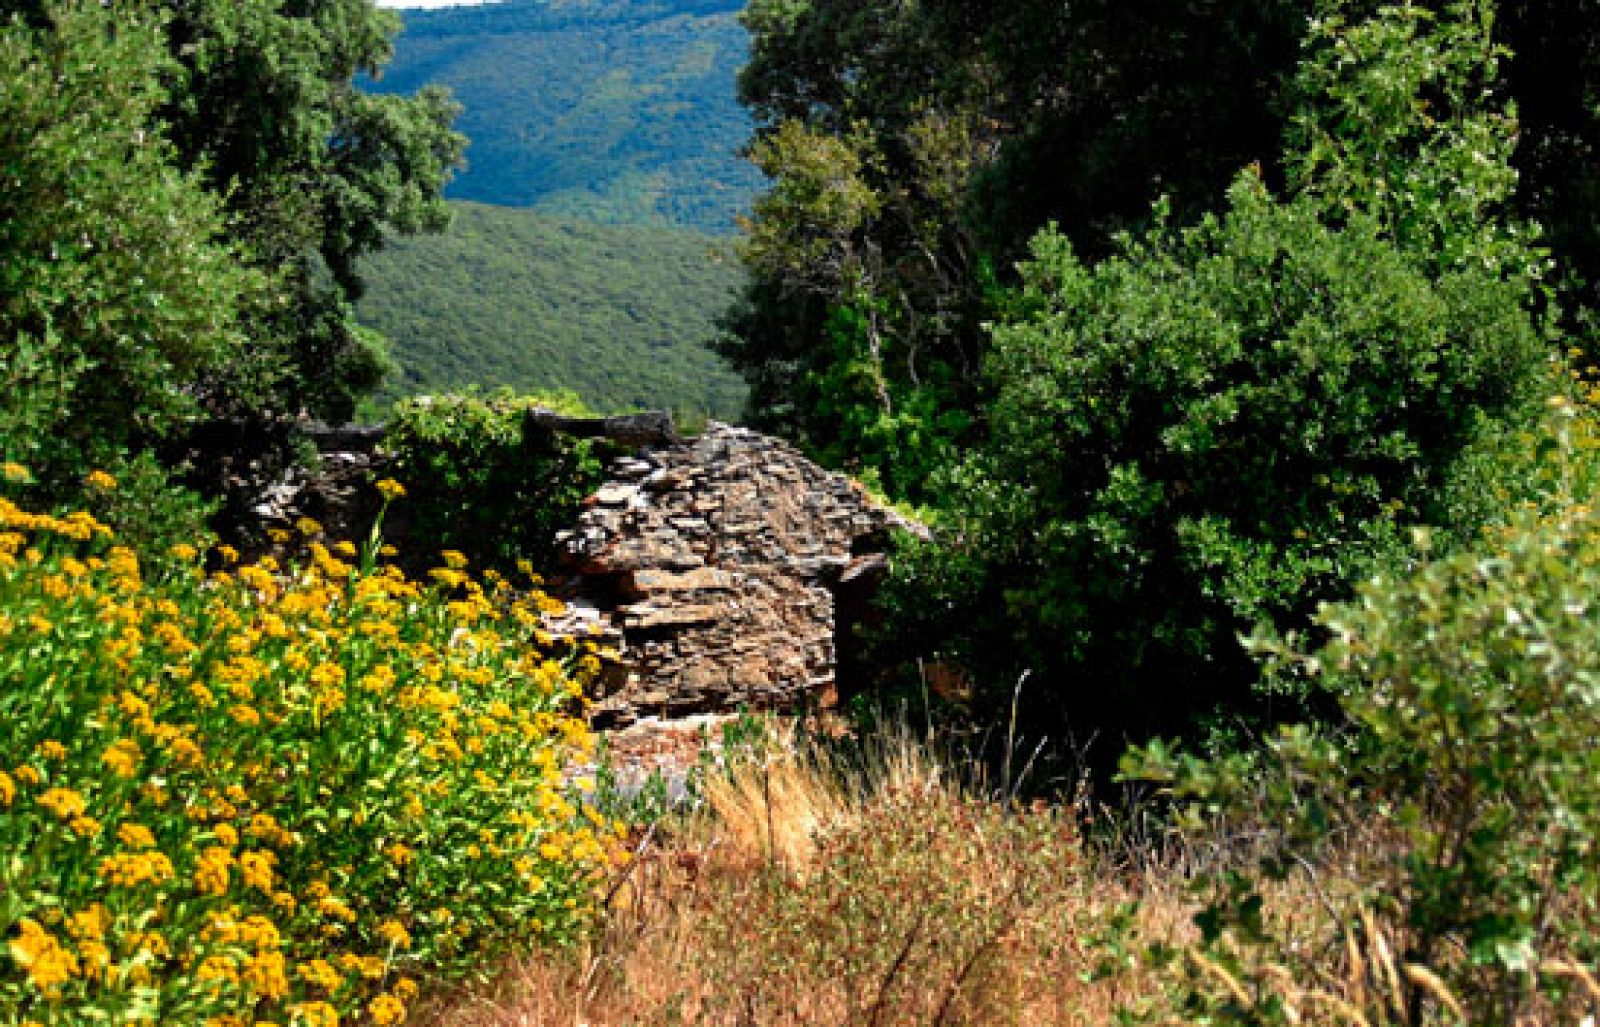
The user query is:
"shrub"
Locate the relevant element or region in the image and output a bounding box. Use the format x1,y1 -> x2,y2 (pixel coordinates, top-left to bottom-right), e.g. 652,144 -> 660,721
1127,403 -> 1600,1023
383,391 -> 607,574
0,1 -> 263,493
886,174 -> 1551,746
881,0 -> 1555,749
0,472 -> 623,1023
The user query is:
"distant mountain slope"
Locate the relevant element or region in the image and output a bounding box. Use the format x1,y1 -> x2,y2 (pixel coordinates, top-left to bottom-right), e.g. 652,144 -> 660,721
357,201 -> 747,418
369,0 -> 759,233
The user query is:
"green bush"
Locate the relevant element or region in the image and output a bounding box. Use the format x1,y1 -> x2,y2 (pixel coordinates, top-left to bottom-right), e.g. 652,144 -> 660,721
0,1 -> 261,488
880,0 -> 1555,747
383,391 -> 608,574
1127,401 -> 1600,1023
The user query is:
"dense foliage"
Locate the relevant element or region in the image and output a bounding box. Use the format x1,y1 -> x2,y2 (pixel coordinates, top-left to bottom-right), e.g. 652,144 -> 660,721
368,0 -> 758,233
0,0 -> 460,520
383,392 -> 608,574
1497,0 -> 1600,321
356,202 -> 746,419
0,2 -> 261,488
1130,403 -> 1600,1023
148,0 -> 464,425
725,0 -> 1600,498
0,472 -> 621,1022
722,0 -> 1312,497
877,1 -> 1556,748
888,195 -> 1548,739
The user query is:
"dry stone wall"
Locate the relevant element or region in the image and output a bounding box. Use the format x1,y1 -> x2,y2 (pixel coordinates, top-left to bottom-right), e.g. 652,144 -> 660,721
558,423 -> 922,726
229,415 -> 920,729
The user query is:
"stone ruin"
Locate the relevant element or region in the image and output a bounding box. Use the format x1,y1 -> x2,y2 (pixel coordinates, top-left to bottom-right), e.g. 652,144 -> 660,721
557,423 -> 923,727
256,416 -> 923,734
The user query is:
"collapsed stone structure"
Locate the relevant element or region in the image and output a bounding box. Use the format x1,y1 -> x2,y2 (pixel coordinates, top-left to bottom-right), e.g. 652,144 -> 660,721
240,415 -> 920,730
557,423 -> 922,726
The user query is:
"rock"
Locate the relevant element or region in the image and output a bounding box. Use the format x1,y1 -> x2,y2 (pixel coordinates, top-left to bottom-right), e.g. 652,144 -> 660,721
558,423 -> 920,725
592,484 -> 642,507
621,604 -> 724,629
633,568 -> 739,592
840,553 -> 889,584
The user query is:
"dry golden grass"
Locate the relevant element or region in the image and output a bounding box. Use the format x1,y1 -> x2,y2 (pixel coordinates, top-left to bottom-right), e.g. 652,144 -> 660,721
414,728 -> 1192,1025
415,725 -> 1600,1026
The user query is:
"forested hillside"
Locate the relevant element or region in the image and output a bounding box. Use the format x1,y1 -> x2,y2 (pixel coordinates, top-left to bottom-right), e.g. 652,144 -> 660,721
369,0 -> 758,232
356,0 -> 754,412
357,202 -> 746,417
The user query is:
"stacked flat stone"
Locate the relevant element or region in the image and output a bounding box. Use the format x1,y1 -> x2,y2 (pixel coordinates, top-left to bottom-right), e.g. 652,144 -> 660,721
557,423 -> 920,726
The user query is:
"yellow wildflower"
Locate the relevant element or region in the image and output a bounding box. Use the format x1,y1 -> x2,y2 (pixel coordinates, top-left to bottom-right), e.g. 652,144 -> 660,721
376,919 -> 411,950
243,949 -> 289,1001
360,665 -> 396,694
0,770 -> 14,807
240,851 -> 276,892
126,931 -> 169,959
99,851 -> 175,888
369,994 -> 407,1026
8,919 -> 79,997
101,739 -> 142,779
315,895 -> 355,924
1,461 -> 30,483
117,823 -> 156,849
78,939 -> 110,982
197,954 -> 239,988
238,915 -> 282,952
374,478 -> 406,501
84,469 -> 118,491
312,686 -> 346,721
36,740 -> 66,761
291,1001 -> 339,1027
170,735 -> 205,766
66,905 -> 108,941
247,812 -> 291,847
296,958 -> 342,992
39,787 -> 87,821
194,846 -> 234,895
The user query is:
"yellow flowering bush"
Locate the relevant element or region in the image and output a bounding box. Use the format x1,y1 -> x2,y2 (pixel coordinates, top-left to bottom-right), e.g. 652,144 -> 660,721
0,485 -> 624,1023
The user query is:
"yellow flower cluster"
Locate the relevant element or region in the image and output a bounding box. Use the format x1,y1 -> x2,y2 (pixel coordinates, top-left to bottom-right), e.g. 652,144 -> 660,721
0,481 -> 626,1022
